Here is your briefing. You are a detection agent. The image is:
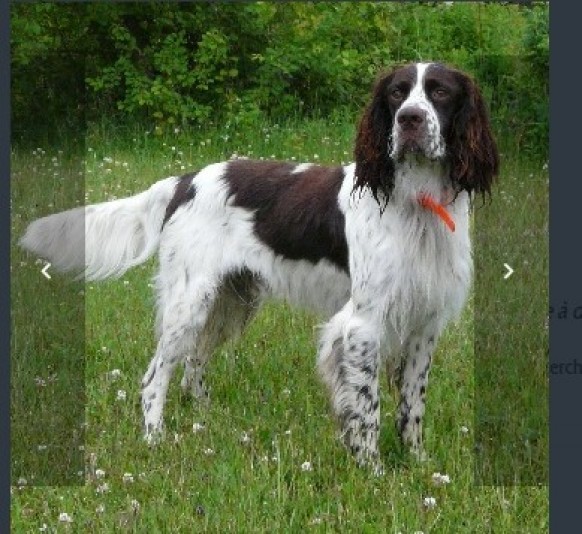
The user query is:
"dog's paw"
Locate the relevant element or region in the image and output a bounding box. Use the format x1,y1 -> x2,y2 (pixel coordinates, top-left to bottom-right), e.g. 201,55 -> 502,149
372,461 -> 385,477
144,424 -> 164,446
410,445 -> 429,463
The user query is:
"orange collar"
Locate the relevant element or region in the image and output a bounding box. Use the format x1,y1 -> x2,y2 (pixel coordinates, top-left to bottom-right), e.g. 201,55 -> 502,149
417,193 -> 455,232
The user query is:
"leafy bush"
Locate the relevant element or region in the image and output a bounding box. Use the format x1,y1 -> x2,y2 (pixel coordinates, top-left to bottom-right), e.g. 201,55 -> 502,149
11,2 -> 548,156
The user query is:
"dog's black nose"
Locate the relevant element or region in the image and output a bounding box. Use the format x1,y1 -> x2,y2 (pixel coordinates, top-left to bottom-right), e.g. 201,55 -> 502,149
397,108 -> 425,130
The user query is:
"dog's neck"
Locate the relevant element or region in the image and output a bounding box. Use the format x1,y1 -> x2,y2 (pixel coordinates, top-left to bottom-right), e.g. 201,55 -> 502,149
387,158 -> 459,233
392,156 -> 453,207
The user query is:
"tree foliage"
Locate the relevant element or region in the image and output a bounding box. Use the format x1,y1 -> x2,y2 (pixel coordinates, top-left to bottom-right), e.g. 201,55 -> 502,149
11,2 -> 548,155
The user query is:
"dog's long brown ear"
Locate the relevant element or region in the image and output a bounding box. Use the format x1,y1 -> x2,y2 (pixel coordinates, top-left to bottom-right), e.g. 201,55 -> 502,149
449,70 -> 499,197
354,70 -> 396,205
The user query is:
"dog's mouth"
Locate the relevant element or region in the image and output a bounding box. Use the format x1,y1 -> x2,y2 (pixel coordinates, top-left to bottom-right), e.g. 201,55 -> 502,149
391,138 -> 429,162
400,138 -> 423,154
390,133 -> 445,163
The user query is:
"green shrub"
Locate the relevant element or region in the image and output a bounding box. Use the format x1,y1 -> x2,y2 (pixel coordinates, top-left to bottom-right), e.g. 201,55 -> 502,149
11,2 -> 548,156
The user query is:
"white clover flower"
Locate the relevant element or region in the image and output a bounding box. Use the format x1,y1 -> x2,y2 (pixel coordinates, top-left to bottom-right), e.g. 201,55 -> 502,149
96,482 -> 110,494
423,496 -> 437,509
122,472 -> 134,484
17,477 -> 27,486
34,377 -> 47,387
116,390 -> 127,401
58,512 -> 73,523
192,422 -> 205,433
203,448 -> 215,456
131,499 -> 141,512
240,431 -> 251,444
460,425 -> 469,435
431,472 -> 451,486
95,468 -> 106,479
109,368 -> 122,379
301,461 -> 313,472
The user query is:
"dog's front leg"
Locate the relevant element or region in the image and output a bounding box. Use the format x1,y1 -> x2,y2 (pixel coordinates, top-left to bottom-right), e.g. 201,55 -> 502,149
395,320 -> 442,460
318,303 -> 383,473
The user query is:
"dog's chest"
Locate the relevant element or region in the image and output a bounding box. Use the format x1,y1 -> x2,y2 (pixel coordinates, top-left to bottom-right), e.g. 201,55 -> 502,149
392,226 -> 464,304
347,199 -> 472,333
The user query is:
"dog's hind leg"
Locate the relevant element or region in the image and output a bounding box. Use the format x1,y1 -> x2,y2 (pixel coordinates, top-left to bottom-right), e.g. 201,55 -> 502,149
141,275 -> 218,443
180,270 -> 262,404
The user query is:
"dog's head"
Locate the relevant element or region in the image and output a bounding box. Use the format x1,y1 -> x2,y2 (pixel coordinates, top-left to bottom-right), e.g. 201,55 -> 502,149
354,62 -> 499,204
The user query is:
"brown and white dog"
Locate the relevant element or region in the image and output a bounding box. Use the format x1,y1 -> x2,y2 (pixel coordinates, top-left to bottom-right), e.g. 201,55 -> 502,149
21,62 -> 498,471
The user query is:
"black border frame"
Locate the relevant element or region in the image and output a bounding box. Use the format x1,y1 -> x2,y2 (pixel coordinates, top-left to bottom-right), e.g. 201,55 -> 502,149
1,0 -> 10,530
549,2 -> 580,532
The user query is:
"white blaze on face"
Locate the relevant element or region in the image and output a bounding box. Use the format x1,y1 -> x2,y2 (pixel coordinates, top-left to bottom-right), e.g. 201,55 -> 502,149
405,62 -> 431,107
391,62 -> 446,160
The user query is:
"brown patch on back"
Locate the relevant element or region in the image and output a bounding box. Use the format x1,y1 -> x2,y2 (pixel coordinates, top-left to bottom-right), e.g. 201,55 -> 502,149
162,172 -> 197,228
225,160 -> 349,272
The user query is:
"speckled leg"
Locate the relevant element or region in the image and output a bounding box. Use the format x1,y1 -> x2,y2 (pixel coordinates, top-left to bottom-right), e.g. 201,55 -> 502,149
180,272 -> 260,404
142,278 -> 217,443
180,351 -> 210,403
395,323 -> 440,459
318,305 -> 383,472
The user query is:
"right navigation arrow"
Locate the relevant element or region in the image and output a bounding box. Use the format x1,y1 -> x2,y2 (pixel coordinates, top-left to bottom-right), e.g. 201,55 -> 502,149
503,263 -> 514,280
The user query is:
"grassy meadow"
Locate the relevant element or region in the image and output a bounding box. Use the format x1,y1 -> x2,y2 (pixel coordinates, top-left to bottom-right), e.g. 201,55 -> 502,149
11,119 -> 548,532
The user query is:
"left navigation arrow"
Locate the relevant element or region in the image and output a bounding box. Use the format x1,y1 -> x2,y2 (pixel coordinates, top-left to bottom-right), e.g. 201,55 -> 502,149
41,262 -> 52,280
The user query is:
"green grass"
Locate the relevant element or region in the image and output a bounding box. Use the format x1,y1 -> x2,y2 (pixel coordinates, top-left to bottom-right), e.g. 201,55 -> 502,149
473,156 -> 548,486
11,120 -> 548,532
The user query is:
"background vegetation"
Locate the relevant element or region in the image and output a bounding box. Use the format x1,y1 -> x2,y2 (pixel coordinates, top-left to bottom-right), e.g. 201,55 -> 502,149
11,2 -> 549,531
11,2 -> 548,157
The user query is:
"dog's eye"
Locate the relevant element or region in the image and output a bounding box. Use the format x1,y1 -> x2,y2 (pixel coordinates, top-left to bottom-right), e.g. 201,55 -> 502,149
431,87 -> 449,100
391,89 -> 404,101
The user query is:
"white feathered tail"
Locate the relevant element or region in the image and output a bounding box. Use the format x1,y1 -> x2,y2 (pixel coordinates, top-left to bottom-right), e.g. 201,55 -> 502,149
20,177 -> 178,281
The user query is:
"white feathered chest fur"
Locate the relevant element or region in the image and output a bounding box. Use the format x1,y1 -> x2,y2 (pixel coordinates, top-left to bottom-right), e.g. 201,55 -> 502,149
340,163 -> 472,350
